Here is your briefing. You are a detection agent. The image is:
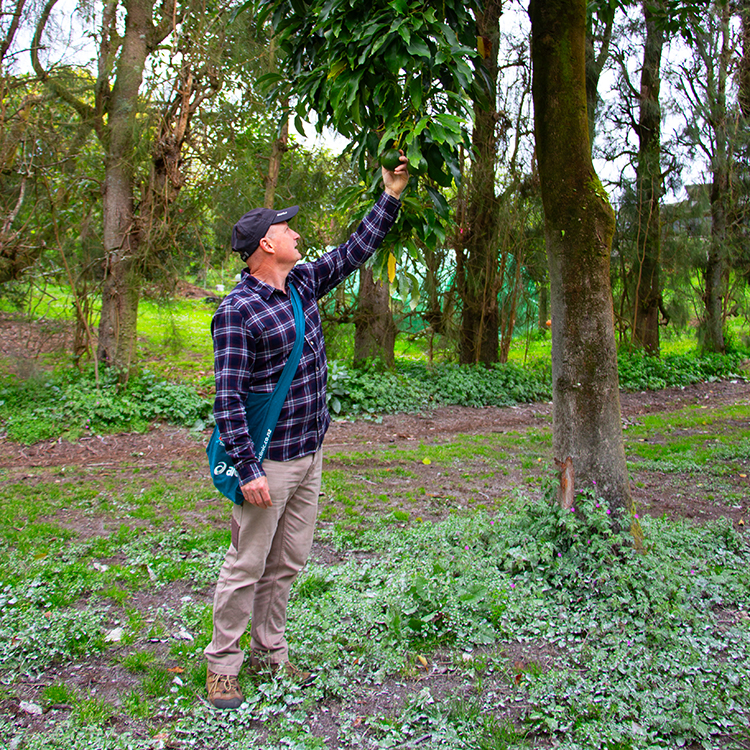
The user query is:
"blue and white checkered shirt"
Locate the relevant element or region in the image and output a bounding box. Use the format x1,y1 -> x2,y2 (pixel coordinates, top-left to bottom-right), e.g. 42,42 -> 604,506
212,192 -> 401,484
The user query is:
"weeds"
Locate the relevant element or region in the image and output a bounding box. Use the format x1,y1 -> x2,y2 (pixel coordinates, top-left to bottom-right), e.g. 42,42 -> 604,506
0,351 -> 745,444
0,367 -> 212,444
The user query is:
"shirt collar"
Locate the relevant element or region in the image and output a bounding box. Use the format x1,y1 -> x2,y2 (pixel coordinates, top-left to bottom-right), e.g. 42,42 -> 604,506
240,267 -> 291,300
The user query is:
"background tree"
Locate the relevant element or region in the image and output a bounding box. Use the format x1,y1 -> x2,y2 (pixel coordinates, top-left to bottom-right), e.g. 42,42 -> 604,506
585,0 -> 617,150
31,0 -> 228,374
675,0 -> 735,353
631,0 -> 667,355
455,0 -> 503,365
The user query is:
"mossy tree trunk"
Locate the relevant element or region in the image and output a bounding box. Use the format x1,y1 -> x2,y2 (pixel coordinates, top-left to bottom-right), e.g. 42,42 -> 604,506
632,0 -> 665,356
529,0 -> 632,515
456,0 -> 503,365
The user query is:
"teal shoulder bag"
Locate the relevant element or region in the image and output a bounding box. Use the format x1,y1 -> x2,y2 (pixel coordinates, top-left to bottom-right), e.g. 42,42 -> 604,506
206,283 -> 305,505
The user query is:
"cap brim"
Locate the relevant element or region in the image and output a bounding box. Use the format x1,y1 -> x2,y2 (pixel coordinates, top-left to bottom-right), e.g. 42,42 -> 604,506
271,205 -> 299,224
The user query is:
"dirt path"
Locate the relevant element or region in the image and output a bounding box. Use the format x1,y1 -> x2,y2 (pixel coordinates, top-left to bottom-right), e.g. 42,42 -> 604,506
1,379 -> 748,529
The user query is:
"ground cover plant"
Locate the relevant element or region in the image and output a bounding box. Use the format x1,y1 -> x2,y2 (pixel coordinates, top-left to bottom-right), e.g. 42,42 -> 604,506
0,343 -> 746,444
0,374 -> 748,749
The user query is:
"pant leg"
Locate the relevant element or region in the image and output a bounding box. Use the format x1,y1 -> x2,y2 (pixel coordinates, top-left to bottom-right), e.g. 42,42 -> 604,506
204,450 -> 321,674
250,449 -> 322,662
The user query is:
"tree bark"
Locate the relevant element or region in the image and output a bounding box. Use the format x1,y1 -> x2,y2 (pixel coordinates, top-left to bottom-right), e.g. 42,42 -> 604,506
354,266 -> 396,365
632,0 -> 664,356
530,0 -> 632,516
702,3 -> 730,354
456,0 -> 503,365
97,0 -> 168,372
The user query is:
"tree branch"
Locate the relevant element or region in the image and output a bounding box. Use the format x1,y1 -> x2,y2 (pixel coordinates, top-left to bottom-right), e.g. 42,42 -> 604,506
31,0 -> 98,125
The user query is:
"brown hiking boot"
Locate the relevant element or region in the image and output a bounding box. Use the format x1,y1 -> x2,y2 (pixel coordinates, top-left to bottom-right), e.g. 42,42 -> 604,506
206,669 -> 244,709
249,655 -> 315,685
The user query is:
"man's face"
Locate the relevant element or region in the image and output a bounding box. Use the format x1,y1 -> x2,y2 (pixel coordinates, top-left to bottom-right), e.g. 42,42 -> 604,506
265,221 -> 301,266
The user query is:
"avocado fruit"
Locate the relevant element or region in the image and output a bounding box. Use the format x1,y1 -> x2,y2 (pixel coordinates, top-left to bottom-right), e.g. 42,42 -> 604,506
380,148 -> 402,171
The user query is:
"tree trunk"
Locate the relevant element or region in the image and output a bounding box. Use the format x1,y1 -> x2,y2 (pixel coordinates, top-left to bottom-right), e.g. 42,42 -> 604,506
632,0 -> 664,356
456,0 -> 503,365
537,281 -> 549,331
702,3 -> 730,354
498,254 -> 522,363
97,1 -> 156,372
354,266 -> 396,365
264,110 -> 289,209
530,0 -> 633,516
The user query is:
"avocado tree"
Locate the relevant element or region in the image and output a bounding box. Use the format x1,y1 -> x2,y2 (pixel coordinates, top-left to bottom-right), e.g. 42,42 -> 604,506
261,0 -> 480,361
529,0 -> 633,515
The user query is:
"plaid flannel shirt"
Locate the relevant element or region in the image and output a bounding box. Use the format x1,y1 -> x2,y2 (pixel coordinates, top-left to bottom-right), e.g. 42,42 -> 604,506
212,192 -> 401,484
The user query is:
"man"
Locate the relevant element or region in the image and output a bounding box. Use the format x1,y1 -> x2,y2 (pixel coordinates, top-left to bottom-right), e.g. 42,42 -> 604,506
205,157 -> 409,709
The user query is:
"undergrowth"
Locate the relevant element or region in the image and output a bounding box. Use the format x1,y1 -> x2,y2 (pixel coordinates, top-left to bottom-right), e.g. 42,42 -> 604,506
0,351 -> 745,443
2,485 -> 748,749
0,367 -> 212,443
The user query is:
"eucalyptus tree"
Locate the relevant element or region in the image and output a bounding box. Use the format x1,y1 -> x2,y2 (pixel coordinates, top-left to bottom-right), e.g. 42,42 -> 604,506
31,0 -> 228,374
586,0 -> 618,150
632,0 -> 668,356
673,0 -> 737,353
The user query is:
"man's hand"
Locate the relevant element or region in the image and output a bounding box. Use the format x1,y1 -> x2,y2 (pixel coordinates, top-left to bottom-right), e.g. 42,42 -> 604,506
383,152 -> 409,200
240,475 -> 272,507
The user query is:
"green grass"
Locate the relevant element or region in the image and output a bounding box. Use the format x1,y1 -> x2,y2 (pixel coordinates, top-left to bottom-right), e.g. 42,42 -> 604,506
1,412 -> 749,748
2,284 -> 750,749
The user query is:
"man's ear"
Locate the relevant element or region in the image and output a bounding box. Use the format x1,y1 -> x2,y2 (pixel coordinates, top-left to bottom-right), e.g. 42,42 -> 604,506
260,236 -> 273,253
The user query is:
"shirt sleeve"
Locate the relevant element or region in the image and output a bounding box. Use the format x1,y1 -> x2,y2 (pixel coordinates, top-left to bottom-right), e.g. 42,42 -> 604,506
310,192 -> 401,299
211,300 -> 265,484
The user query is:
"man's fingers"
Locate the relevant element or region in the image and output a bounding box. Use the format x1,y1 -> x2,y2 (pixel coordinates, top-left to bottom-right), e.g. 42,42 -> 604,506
241,479 -> 273,507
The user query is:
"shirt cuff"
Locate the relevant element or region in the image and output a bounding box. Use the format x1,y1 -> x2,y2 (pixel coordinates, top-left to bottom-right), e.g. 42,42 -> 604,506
237,460 -> 265,484
380,192 -> 402,214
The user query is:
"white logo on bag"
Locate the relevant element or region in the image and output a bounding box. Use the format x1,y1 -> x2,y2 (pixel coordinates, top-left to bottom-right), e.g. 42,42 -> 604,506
214,462 -> 237,477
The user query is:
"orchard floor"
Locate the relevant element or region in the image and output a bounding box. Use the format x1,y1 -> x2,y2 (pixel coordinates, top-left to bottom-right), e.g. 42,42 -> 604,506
1,378 -> 749,749
1,378 -> 748,529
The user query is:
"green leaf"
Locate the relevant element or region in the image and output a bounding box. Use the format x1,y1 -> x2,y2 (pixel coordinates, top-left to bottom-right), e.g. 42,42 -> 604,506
385,39 -> 408,74
408,77 -> 423,112
407,38 -> 431,59
425,185 -> 449,218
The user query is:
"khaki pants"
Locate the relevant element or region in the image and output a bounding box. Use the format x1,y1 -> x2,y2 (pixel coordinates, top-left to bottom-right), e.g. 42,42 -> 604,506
204,450 -> 322,676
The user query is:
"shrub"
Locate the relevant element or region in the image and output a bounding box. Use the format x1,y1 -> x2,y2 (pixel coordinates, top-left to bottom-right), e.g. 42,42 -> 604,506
0,367 -> 212,443
618,351 -> 747,391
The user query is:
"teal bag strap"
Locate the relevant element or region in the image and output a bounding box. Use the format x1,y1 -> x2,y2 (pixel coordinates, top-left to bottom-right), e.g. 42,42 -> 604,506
248,282 -> 305,462
207,282 -> 305,505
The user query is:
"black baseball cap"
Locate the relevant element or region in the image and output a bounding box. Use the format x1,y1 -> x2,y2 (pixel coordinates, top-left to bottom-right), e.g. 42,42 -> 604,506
231,205 -> 300,261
